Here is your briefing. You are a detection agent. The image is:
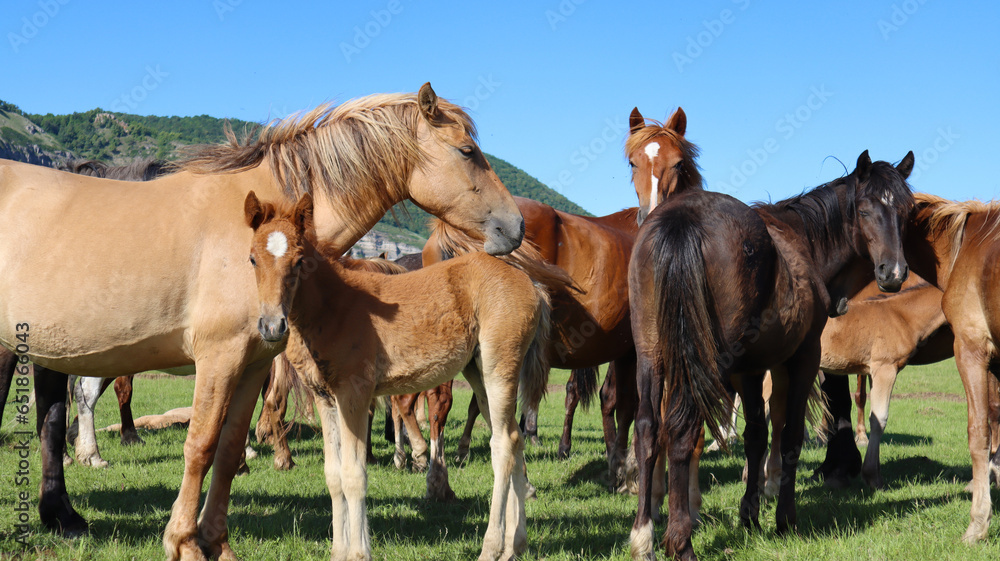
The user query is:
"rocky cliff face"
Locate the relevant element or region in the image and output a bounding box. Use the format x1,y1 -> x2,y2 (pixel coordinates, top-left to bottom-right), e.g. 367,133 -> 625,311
349,230 -> 422,260
0,138 -> 74,167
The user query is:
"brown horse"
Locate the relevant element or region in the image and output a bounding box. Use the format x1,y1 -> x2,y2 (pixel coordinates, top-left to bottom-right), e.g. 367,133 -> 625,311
0,83 -> 523,560
392,107 -> 700,504
244,190 -> 548,561
891,193 -> 1000,543
627,150 -> 915,560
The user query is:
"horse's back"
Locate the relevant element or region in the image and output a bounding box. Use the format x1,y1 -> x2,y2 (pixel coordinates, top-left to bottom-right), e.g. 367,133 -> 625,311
948,214 -> 1000,348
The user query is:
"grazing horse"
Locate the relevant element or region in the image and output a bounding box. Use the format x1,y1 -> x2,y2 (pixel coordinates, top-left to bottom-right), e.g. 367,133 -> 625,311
0,83 -> 524,560
886,193 -> 1000,543
244,191 -> 548,561
393,107 -> 699,503
627,150 -> 915,560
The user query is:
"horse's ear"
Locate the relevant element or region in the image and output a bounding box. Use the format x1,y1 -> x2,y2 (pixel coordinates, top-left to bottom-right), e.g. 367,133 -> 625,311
896,151 -> 915,180
629,107 -> 644,134
378,252 -> 387,260
855,150 -> 872,182
293,193 -> 314,233
418,82 -> 440,121
245,191 -> 265,230
665,107 -> 687,136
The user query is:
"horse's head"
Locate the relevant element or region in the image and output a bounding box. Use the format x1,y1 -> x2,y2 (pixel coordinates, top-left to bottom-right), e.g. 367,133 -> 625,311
850,150 -> 916,292
626,107 -> 702,225
408,82 -> 524,255
244,191 -> 313,343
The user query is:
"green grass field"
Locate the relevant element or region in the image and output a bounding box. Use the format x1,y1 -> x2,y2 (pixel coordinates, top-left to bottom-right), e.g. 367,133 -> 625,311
1,361 -> 998,560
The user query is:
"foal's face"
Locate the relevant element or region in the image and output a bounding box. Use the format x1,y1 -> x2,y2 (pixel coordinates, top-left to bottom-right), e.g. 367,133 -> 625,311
853,150 -> 915,293
627,107 -> 690,224
245,192 -> 312,343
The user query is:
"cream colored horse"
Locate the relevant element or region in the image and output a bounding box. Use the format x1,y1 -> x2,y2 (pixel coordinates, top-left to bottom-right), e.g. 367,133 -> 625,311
245,191 -> 548,561
0,83 -> 523,561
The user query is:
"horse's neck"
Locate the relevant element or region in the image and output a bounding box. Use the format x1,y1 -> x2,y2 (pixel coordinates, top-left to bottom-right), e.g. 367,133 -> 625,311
310,189 -> 405,256
759,206 -> 857,288
907,212 -> 961,292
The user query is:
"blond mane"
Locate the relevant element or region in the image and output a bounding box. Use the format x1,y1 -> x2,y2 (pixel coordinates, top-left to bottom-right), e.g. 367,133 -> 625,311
915,192 -> 1000,251
179,93 -> 476,234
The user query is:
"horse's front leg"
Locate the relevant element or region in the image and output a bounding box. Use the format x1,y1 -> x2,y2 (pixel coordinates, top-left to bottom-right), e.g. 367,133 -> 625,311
774,338 -> 822,536
115,375 -> 144,446
72,376 -> 108,467
316,397 -> 349,561
861,363 -> 899,489
163,352 -> 258,561
334,387 -> 375,561
953,337 -> 993,543
557,369 -> 581,459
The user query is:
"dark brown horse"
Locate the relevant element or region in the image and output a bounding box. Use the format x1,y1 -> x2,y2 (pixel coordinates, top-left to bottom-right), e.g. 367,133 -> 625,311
627,150 -> 915,560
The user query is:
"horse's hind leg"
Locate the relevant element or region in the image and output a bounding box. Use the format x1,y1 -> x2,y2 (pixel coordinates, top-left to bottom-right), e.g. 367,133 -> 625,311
557,369 -> 581,459
425,381 -> 457,502
862,364 -> 899,489
599,362 -> 618,461
34,367 -> 88,536
815,373 -> 862,487
400,392 -> 429,472
72,376 -> 109,467
854,374 -> 870,446
115,375 -> 144,445
455,391 -> 480,464
737,372 -> 766,530
763,371 -> 786,498
612,354 -> 638,494
391,394 -> 413,470
988,371 -> 1000,486
953,339 -> 994,543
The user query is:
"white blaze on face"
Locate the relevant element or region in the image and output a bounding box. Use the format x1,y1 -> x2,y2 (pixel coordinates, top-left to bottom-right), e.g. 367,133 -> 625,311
267,231 -> 288,258
644,141 -> 660,214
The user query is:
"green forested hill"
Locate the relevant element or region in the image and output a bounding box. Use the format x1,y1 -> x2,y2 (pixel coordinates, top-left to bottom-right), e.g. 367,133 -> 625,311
0,99 -> 591,241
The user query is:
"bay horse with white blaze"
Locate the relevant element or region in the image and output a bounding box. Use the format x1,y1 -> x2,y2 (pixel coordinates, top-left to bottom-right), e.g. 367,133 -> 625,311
0,83 -> 523,560
244,190 -> 548,561
627,150 -> 915,560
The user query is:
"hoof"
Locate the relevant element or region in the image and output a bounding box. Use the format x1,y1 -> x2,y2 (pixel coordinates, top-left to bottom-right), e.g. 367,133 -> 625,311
40,497 -> 89,537
412,456 -> 429,473
455,447 -> 470,465
426,486 -> 457,503
526,482 -> 538,501
528,435 -> 540,447
63,453 -> 74,467
823,472 -> 852,490
273,455 -> 295,471
121,431 -> 145,446
77,454 -> 109,469
962,524 -> 988,544
556,443 -> 570,460
244,445 -> 258,460
862,472 -> 886,490
393,452 -> 407,471
855,432 -> 869,447
236,460 -> 250,476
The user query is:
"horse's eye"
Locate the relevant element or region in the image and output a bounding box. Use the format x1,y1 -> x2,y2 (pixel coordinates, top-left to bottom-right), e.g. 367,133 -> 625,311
293,258 -> 303,272
459,146 -> 475,158
858,211 -> 870,218
249,255 -> 257,267
629,161 -> 637,169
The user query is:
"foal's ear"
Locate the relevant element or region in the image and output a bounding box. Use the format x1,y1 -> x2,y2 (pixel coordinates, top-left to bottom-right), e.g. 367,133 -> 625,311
896,151 -> 915,180
293,193 -> 314,233
629,107 -> 645,135
854,150 -> 872,182
244,191 -> 265,230
418,82 -> 440,121
665,107 -> 687,137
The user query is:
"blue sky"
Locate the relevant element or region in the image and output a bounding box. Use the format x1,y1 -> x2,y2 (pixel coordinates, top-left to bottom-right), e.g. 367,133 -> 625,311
3,0 -> 998,215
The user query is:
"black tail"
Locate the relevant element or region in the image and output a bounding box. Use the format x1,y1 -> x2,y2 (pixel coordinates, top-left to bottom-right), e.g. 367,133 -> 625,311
649,216 -> 732,447
573,366 -> 600,412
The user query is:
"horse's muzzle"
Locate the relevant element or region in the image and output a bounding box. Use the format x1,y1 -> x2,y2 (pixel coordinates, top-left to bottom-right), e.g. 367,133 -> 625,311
483,214 -> 525,256
258,316 -> 288,343
875,261 -> 908,293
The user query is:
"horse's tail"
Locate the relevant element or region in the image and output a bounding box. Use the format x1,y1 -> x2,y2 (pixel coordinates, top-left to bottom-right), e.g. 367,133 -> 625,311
519,281 -> 553,414
573,366 -> 600,412
806,376 -> 832,439
648,217 -> 732,448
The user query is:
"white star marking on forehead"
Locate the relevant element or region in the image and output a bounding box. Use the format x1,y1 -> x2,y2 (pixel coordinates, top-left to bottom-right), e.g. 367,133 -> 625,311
880,193 -> 894,206
644,141 -> 660,161
267,231 -> 288,258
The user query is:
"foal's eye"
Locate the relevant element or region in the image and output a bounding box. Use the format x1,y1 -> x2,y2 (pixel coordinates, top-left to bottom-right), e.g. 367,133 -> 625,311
249,255 -> 257,267
629,161 -> 637,169
293,258 -> 303,272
